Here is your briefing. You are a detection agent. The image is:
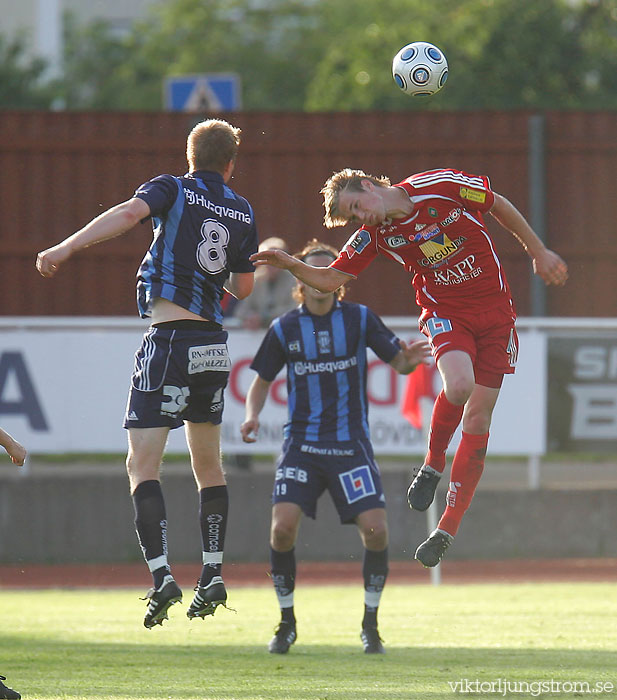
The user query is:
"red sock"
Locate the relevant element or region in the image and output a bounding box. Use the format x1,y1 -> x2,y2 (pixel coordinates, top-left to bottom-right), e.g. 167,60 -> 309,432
438,431 -> 489,536
425,391 -> 464,473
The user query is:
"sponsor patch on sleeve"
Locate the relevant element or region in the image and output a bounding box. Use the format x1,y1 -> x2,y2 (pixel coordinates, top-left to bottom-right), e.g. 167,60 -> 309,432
343,229 -> 372,258
459,187 -> 487,203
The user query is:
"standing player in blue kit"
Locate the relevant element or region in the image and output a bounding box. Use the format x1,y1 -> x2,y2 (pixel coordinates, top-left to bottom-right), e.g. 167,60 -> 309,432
36,119 -> 258,628
241,240 -> 429,654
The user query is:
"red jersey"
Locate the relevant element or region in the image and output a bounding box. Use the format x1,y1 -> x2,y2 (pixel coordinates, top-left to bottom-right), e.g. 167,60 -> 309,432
330,169 -> 516,316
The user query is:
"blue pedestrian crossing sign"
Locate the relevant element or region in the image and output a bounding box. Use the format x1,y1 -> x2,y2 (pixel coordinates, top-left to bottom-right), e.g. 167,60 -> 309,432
165,74 -> 241,112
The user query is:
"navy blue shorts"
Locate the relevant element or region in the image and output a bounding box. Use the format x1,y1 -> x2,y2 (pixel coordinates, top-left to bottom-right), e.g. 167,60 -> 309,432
123,323 -> 230,429
272,437 -> 385,524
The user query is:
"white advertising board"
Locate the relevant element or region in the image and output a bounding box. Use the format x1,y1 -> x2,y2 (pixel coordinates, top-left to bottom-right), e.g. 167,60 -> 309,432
0,319 -> 546,456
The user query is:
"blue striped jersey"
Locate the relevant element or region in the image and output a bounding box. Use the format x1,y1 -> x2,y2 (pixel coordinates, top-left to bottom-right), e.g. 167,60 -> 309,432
250,300 -> 401,442
133,170 -> 258,323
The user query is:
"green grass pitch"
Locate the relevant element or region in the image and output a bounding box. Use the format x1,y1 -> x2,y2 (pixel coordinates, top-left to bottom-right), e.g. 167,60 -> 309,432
2,582 -> 616,699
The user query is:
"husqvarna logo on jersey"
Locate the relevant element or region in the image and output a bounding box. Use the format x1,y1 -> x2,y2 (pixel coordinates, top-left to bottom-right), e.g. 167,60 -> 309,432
343,229 -> 371,258
294,357 -> 357,375
183,188 -> 252,224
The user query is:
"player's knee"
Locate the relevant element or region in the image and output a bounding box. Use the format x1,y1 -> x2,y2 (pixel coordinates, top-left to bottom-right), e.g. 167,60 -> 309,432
443,378 -> 474,406
125,452 -> 138,480
462,404 -> 493,433
270,521 -> 296,550
462,414 -> 491,434
360,521 -> 388,550
126,451 -> 162,492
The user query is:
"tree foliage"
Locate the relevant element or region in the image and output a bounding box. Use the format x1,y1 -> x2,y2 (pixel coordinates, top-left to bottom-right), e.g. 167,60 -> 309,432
303,0 -> 617,111
0,33 -> 57,108
61,14 -> 159,110
61,0 -> 320,110
4,0 -> 617,111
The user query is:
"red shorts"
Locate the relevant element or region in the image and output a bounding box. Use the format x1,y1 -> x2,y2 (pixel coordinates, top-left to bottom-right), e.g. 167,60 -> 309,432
419,307 -> 518,389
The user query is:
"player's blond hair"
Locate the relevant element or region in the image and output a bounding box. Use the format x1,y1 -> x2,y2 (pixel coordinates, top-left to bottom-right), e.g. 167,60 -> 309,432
292,239 -> 346,302
321,168 -> 391,228
186,119 -> 241,173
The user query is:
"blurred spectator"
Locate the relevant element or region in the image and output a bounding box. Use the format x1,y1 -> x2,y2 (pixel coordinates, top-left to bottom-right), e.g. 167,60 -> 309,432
234,237 -> 297,329
228,237 -> 297,470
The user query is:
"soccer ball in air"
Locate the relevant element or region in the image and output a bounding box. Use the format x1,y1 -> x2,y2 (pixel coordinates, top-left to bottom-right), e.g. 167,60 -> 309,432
392,41 -> 448,97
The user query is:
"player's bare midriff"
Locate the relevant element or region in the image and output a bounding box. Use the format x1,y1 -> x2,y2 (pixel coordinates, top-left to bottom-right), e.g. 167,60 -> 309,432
150,297 -> 213,324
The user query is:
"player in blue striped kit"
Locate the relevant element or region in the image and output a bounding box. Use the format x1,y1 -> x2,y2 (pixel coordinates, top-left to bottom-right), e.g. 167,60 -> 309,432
36,119 -> 258,628
241,239 -> 429,654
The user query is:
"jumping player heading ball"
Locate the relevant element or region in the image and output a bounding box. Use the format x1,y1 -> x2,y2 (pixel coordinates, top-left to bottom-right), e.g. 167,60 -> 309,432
250,167 -> 568,567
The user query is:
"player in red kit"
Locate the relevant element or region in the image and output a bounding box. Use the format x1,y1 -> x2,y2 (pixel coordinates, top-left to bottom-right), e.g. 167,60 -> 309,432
250,167 -> 568,567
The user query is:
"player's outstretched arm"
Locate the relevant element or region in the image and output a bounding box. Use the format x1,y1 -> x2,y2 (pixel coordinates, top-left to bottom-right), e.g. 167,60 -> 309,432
390,339 -> 431,374
36,197 -> 151,278
0,428 -> 27,466
240,375 -> 272,443
489,193 -> 568,286
249,249 -> 350,293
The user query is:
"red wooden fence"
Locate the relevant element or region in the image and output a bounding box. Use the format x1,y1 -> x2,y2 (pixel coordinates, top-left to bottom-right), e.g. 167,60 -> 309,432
0,110 -> 615,318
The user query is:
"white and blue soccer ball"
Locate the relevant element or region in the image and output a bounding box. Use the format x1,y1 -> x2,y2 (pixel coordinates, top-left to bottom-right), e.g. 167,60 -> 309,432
392,41 -> 448,97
